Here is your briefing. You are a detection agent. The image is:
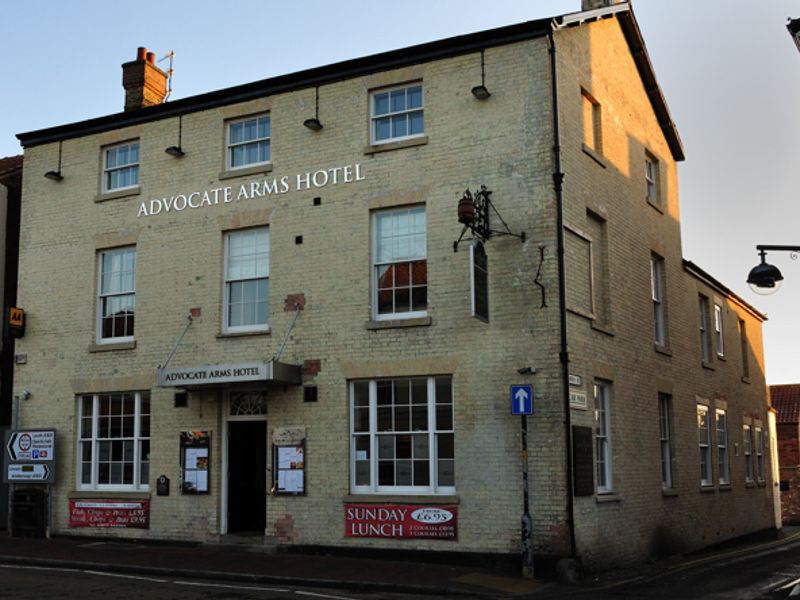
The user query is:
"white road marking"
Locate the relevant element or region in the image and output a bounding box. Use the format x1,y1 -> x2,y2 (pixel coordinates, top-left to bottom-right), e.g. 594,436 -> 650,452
173,580 -> 290,592
83,570 -> 168,583
0,564 -> 77,573
776,576 -> 800,591
294,591 -> 360,600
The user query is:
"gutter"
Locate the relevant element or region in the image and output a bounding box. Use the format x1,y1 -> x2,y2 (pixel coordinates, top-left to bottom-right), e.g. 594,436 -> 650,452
547,28 -> 577,560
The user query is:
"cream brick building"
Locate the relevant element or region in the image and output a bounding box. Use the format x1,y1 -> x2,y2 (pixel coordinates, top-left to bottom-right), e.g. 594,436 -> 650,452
13,2 -> 776,571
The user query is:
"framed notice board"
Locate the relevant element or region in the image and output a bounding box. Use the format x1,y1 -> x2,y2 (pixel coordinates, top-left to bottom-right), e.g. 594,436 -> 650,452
180,431 -> 210,494
273,442 -> 305,495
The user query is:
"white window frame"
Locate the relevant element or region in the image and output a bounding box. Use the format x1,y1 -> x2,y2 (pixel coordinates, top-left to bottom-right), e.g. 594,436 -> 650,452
77,392 -> 150,492
371,206 -> 427,321
755,426 -> 765,481
594,381 -> 612,494
714,304 -> 725,357
97,246 -> 136,344
659,393 -> 673,489
349,377 -> 454,495
370,83 -> 424,145
223,227 -> 269,334
226,113 -> 271,171
645,152 -> 659,203
470,240 -> 489,322
743,424 -> 754,483
651,255 -> 666,346
698,405 -> 713,486
716,408 -> 729,485
102,141 -> 139,193
699,296 -> 711,363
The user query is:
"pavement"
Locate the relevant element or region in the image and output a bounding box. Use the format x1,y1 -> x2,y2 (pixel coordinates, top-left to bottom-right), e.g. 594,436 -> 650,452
0,527 -> 798,599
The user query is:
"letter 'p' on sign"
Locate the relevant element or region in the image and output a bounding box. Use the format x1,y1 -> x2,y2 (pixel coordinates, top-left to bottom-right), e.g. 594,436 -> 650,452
7,307 -> 24,338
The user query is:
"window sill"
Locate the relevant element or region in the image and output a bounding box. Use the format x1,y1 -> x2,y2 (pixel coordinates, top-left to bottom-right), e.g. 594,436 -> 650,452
701,361 -> 715,371
741,376 -> 751,385
595,493 -> 621,504
95,187 -> 141,203
654,344 -> 672,357
89,341 -> 136,353
70,490 -> 151,500
365,317 -> 432,330
567,307 -> 595,321
646,198 -> 664,214
218,163 -> 273,181
661,488 -> 678,497
700,485 -> 715,493
719,483 -> 732,491
591,322 -> 615,337
745,480 -> 756,488
716,354 -> 726,362
216,328 -> 271,339
758,480 -> 767,488
363,136 -> 428,155
343,494 -> 459,504
581,144 -> 607,168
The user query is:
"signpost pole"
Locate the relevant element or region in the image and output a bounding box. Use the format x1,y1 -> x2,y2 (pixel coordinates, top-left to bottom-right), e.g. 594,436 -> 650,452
521,413 -> 534,579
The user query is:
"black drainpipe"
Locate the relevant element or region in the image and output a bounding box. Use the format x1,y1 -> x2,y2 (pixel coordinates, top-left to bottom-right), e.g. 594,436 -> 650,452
548,28 -> 576,559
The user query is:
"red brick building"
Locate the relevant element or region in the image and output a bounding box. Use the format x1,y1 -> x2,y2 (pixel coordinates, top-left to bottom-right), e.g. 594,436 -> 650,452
772,384 -> 800,524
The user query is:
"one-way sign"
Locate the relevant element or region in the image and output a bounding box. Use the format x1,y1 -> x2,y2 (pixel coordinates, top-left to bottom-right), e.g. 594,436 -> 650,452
511,385 -> 533,415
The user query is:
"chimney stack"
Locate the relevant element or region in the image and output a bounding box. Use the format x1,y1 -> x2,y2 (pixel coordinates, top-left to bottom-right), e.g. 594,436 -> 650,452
581,0 -> 624,10
121,46 -> 168,112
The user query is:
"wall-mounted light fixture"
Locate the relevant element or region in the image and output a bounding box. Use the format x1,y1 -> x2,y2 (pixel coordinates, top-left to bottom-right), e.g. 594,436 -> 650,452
303,86 -> 323,131
44,140 -> 64,181
453,185 -> 524,251
165,114 -> 185,157
471,50 -> 491,100
747,245 -> 800,295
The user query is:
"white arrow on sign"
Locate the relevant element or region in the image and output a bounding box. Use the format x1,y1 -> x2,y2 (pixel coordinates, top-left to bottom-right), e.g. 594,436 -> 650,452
515,387 -> 530,413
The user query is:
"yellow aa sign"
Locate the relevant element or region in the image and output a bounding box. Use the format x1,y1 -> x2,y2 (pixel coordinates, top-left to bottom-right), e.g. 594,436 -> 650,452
8,307 -> 24,329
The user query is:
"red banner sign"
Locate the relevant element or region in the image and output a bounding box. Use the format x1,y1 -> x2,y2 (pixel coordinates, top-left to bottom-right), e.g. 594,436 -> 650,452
69,499 -> 149,529
345,504 -> 457,540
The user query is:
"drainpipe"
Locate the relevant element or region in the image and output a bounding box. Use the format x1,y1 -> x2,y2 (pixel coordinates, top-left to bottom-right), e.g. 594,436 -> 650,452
548,28 -> 577,559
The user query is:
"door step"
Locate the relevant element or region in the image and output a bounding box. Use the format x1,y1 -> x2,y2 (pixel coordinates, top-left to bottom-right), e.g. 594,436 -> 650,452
212,534 -> 278,553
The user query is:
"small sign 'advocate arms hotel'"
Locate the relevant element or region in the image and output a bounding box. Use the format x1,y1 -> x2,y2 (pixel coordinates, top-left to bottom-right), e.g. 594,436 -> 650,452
14,0 -> 776,572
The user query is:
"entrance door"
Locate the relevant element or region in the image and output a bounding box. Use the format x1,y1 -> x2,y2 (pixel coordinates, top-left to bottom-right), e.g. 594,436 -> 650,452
227,420 -> 267,533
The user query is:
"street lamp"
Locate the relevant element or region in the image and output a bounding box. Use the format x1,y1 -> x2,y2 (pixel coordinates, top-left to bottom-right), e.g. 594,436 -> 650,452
747,245 -> 800,295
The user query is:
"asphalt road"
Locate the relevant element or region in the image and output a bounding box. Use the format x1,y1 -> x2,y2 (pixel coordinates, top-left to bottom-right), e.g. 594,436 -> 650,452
0,565 -> 428,600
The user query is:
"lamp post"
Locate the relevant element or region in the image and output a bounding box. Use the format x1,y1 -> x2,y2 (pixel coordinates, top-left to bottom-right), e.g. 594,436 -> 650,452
747,245 -> 800,295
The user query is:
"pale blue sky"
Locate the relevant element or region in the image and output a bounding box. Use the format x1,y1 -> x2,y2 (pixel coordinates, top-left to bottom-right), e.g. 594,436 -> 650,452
1,1 -> 799,383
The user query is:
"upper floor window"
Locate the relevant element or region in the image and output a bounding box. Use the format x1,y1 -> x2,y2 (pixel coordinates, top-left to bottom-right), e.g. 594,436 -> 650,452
97,247 -> 136,343
714,304 -> 725,357
743,424 -> 754,482
350,376 -> 454,494
227,114 -> 270,170
470,240 -> 489,321
103,141 -> 139,193
224,228 -> 269,333
78,392 -> 150,491
372,206 -> 427,320
716,408 -> 729,485
371,84 -> 423,144
659,393 -> 673,489
582,90 -> 602,153
739,318 -> 750,379
699,295 -> 711,364
645,152 -> 660,204
697,404 -> 712,486
755,426 -> 765,481
651,254 -> 666,347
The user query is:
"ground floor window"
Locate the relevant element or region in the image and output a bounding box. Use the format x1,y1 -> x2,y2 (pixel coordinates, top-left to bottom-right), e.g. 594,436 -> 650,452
78,392 -> 150,490
350,376 -> 454,494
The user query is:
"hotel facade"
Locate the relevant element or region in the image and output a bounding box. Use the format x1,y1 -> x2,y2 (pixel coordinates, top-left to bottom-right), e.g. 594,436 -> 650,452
13,1 -> 776,570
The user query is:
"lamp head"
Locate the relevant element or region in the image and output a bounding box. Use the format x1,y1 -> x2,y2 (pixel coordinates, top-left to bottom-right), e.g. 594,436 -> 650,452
165,146 -> 185,157
747,252 -> 784,295
44,171 -> 63,181
471,84 -> 491,100
303,118 -> 323,131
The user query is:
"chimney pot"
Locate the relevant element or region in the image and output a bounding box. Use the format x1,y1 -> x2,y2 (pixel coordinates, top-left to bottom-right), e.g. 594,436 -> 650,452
122,48 -> 168,111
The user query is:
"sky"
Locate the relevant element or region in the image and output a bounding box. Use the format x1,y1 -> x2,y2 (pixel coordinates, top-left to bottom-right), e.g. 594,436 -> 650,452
1,0 -> 798,384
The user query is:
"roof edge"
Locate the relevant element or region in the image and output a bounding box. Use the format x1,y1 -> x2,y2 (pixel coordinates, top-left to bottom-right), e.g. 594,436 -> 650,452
17,18 -> 551,149
683,259 -> 766,321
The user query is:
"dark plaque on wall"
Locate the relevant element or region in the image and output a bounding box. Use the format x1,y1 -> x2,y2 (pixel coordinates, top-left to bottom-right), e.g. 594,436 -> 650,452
572,425 -> 594,497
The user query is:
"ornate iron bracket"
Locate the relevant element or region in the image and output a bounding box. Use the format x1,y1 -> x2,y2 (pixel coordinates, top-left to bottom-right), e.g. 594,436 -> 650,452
453,185 -> 525,252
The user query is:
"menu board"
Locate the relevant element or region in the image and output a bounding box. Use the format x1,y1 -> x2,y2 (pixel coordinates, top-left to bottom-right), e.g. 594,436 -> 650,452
274,443 -> 305,494
181,431 -> 210,494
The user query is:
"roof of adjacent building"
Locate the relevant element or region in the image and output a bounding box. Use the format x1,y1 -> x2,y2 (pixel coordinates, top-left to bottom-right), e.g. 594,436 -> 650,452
0,155 -> 22,178
772,384 -> 800,424
683,259 -> 767,321
16,3 -> 683,161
